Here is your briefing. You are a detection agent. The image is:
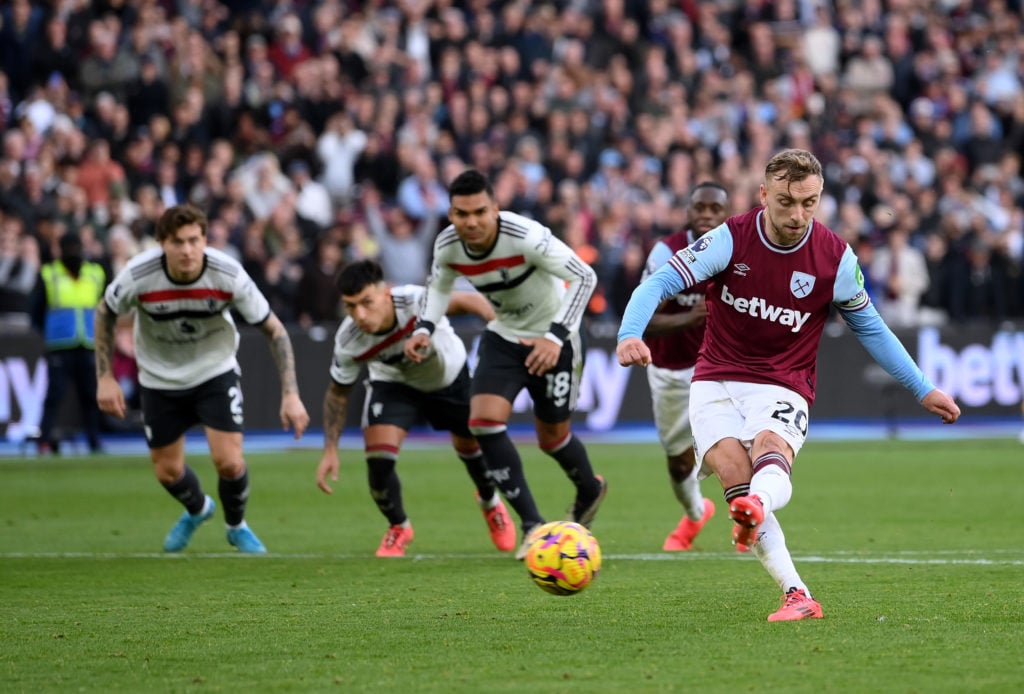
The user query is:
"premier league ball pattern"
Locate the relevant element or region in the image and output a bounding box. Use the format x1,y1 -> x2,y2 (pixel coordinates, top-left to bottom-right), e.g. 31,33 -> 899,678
525,521 -> 602,596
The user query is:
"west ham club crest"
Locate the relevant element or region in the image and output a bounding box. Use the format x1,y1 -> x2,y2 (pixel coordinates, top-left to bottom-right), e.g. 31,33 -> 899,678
790,271 -> 815,298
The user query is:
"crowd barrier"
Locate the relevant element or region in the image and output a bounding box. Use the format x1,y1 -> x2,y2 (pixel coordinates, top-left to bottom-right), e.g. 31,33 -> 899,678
2,321 -> 1021,440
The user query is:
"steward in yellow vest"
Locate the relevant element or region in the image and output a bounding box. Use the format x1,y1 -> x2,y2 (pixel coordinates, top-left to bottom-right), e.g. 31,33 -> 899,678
34,233 -> 106,454
40,248 -> 106,350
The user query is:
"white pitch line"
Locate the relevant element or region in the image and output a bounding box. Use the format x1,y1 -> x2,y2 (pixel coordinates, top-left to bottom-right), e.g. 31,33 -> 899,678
812,548 -> 1024,556
0,551 -> 1022,565
795,555 -> 1024,566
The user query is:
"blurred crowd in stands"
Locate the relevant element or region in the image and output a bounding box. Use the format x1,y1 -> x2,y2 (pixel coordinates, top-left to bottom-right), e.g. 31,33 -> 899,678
2,0 -> 1024,334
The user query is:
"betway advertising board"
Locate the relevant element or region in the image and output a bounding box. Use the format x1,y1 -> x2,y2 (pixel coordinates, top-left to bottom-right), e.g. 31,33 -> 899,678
2,324 -> 1022,439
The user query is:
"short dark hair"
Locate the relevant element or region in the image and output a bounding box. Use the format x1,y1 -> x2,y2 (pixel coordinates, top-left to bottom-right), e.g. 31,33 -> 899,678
448,169 -> 494,199
690,181 -> 729,198
59,232 -> 82,254
336,259 -> 384,296
155,204 -> 208,242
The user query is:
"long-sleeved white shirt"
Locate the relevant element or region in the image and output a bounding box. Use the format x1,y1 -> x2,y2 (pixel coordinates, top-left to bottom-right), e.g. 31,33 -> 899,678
420,211 -> 596,343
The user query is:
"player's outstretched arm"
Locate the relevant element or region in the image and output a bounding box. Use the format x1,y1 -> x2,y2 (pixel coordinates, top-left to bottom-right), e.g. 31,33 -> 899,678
617,260 -> 690,351
921,389 -> 960,424
616,336 -> 652,367
840,300 -> 958,419
94,301 -> 126,419
845,315 -> 958,424
259,312 -> 310,438
446,291 -> 496,322
638,243 -> 701,338
318,381 -> 352,494
645,298 -> 708,337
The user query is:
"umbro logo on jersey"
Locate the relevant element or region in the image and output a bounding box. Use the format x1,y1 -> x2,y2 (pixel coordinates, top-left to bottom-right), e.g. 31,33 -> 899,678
720,284 -> 811,333
733,263 -> 750,276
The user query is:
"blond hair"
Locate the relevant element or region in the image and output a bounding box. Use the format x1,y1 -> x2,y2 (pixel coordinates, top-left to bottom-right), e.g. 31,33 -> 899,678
764,149 -> 823,184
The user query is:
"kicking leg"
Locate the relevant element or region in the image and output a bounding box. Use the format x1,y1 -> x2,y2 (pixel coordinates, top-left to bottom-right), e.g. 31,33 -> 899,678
753,513 -> 822,622
748,430 -> 795,517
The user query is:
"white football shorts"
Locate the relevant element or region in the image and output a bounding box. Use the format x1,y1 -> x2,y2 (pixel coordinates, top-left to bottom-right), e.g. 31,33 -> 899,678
646,364 -> 696,457
689,380 -> 810,473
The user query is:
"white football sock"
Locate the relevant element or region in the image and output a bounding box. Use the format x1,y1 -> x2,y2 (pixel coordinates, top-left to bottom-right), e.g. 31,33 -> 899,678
751,464 -> 792,516
672,465 -> 705,521
198,495 -> 213,516
478,491 -> 500,510
752,512 -> 809,595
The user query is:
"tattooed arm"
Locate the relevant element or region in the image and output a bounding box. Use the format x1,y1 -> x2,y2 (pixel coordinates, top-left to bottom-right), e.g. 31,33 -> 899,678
259,312 -> 300,394
317,380 -> 353,494
258,312 -> 310,438
94,301 -> 126,419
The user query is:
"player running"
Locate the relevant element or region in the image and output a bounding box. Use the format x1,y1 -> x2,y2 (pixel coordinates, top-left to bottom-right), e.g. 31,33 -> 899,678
316,259 -> 516,557
405,169 -> 606,559
640,182 -> 736,552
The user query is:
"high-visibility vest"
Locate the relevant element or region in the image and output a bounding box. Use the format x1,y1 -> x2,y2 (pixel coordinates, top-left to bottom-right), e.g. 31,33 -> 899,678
40,260 -> 106,350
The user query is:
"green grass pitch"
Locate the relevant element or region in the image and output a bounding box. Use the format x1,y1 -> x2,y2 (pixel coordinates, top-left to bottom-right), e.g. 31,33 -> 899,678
1,439 -> 1022,693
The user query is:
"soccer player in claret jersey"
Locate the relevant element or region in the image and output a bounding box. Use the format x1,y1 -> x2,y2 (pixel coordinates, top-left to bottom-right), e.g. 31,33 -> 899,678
95,204 -> 310,554
316,259 -> 517,557
640,182 -> 734,552
404,169 -> 606,559
617,150 -> 960,621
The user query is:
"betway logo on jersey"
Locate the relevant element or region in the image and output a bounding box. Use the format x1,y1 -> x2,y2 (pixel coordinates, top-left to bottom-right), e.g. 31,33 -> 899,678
720,285 -> 811,333
672,292 -> 703,307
